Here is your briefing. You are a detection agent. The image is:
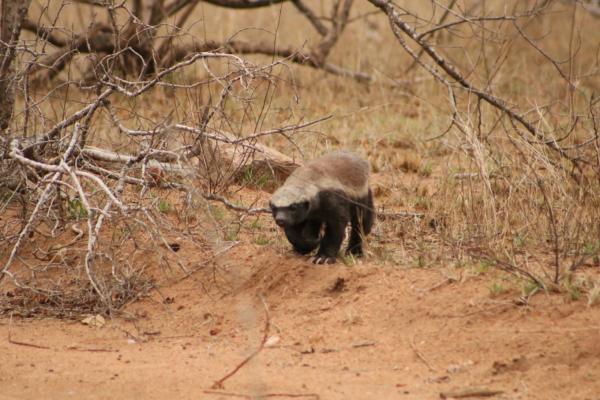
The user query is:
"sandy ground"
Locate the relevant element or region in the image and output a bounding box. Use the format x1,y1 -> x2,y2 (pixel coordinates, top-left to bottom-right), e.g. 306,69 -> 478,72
1,243 -> 599,400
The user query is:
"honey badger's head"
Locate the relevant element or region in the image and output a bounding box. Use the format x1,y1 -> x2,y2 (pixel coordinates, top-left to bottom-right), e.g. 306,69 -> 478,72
269,184 -> 316,228
269,200 -> 310,227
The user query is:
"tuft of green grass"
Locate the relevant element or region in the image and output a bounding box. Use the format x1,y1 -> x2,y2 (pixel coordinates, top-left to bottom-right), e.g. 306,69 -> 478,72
254,235 -> 270,246
119,226 -> 133,241
224,228 -> 239,241
583,241 -> 600,265
209,204 -> 225,221
512,233 -> 526,249
521,281 -> 541,298
582,242 -> 598,254
67,198 -> 88,220
561,273 -> 584,301
474,260 -> 492,275
249,219 -> 262,230
419,161 -> 433,177
340,253 -> 358,266
414,255 -> 427,268
157,199 -> 172,214
516,280 -> 542,305
489,281 -> 506,296
241,166 -> 271,189
568,286 -> 582,301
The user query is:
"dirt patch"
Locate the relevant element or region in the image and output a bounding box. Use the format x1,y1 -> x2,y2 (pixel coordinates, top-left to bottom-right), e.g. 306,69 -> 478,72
1,244 -> 599,400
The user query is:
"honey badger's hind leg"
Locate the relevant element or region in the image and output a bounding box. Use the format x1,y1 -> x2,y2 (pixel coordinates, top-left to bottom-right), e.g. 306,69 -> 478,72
347,190 -> 374,257
362,188 -> 375,235
347,205 -> 364,257
284,220 -> 322,255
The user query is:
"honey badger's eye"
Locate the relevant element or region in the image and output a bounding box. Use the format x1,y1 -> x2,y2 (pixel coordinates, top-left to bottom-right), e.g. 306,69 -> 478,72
289,204 -> 297,211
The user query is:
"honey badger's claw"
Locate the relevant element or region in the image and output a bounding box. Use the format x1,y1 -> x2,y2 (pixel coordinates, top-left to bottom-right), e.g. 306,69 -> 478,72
313,256 -> 336,265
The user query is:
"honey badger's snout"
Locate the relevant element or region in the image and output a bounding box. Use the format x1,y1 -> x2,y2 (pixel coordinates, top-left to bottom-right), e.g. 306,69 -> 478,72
274,215 -> 287,227
270,205 -> 290,227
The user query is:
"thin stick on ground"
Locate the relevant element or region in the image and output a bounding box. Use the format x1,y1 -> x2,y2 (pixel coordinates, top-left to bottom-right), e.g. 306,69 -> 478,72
210,294 -> 271,390
410,334 -> 435,372
203,390 -> 320,399
8,313 -> 51,350
439,387 -> 504,399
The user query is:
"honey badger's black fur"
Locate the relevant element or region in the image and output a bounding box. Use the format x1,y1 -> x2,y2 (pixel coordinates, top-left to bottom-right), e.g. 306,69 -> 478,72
269,152 -> 374,264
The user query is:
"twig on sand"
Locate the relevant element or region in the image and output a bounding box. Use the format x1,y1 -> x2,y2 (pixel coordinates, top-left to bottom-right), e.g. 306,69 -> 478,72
440,387 -> 504,399
203,390 -> 320,399
7,313 -> 51,350
210,295 -> 271,389
410,334 -> 435,372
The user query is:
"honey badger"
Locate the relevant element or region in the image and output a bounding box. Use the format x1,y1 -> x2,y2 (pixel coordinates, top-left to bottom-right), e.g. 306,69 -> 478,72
269,152 -> 375,264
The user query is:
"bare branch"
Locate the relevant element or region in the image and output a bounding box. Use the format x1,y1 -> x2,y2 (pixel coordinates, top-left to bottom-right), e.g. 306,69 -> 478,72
164,40 -> 372,82
367,0 -> 581,170
21,18 -> 67,47
292,0 -> 328,36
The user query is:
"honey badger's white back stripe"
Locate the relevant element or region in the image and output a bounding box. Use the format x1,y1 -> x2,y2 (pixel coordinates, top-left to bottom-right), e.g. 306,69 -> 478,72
271,152 -> 370,207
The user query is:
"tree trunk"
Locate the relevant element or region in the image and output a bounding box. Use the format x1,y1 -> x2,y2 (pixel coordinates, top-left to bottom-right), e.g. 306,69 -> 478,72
0,0 -> 31,134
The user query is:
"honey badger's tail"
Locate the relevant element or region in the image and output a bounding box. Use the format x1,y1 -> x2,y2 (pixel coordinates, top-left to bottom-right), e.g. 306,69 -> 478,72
361,188 -> 375,235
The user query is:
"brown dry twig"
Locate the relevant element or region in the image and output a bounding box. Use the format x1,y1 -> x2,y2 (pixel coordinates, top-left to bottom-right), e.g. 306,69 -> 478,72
203,390 -> 320,399
410,334 -> 435,372
439,387 -> 504,399
210,294 -> 271,389
7,313 -> 51,350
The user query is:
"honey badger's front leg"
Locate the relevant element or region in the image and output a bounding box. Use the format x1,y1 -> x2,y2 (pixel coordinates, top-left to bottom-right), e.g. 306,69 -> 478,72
312,192 -> 351,264
313,218 -> 347,264
284,220 -> 322,255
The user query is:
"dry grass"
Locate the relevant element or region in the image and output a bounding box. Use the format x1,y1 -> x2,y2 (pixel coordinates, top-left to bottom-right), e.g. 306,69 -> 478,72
2,0 -> 600,316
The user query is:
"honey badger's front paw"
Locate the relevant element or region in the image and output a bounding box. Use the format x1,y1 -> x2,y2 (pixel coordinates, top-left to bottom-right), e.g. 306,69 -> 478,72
313,255 -> 337,264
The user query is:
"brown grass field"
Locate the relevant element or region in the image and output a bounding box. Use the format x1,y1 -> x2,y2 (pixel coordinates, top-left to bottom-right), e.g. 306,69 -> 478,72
1,1 -> 600,399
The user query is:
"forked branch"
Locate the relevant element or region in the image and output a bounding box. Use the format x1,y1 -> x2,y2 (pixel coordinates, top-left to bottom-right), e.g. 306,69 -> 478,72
367,0 -> 581,170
